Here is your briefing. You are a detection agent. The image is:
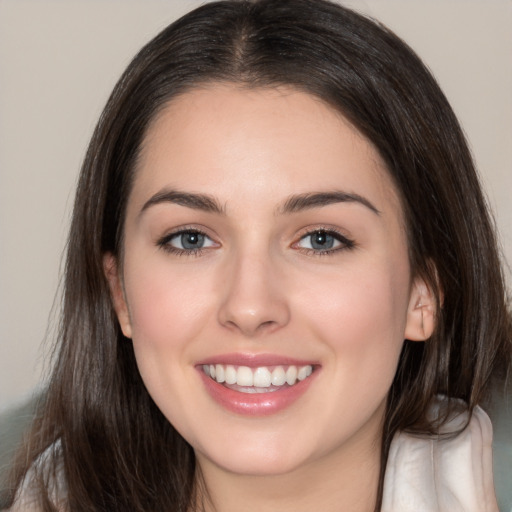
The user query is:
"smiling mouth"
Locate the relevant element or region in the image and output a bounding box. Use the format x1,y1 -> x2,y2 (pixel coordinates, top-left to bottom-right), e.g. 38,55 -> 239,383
202,364 -> 314,393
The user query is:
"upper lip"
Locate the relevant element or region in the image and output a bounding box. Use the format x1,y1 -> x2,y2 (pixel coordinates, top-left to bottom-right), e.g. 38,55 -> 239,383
197,353 -> 319,368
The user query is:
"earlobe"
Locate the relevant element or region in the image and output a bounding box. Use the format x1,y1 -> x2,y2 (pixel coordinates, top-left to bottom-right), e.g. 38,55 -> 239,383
103,253 -> 133,339
404,276 -> 436,342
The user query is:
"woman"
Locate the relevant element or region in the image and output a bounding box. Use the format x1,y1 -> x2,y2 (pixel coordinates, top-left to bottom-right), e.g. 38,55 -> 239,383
4,0 -> 510,510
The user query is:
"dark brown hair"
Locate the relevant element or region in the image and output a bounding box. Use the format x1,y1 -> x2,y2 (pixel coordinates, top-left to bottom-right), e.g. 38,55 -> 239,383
4,0 -> 511,510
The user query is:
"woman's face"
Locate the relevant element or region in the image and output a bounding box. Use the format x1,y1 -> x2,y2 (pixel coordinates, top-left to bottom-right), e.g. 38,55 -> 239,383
106,85 -> 431,477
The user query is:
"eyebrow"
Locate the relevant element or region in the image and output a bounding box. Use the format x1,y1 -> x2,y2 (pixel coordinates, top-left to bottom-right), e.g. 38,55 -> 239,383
139,189 -> 226,216
139,188 -> 380,218
279,191 -> 381,215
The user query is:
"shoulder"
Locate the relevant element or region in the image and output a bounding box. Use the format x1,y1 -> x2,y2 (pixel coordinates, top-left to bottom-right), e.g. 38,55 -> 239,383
6,442 -> 66,512
382,398 -> 499,512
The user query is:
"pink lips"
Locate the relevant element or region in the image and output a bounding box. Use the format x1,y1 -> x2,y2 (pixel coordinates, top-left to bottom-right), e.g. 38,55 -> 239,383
198,353 -> 316,368
197,353 -> 319,416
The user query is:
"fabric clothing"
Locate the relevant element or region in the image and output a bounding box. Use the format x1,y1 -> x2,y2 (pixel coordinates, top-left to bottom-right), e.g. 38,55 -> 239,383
7,442 -> 65,512
382,402 -> 499,512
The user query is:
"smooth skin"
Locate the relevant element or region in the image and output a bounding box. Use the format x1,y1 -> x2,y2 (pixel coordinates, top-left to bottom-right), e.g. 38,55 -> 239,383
105,85 -> 435,512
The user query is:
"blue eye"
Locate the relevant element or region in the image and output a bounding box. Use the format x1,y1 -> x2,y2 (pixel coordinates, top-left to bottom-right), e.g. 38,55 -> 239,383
159,229 -> 216,254
297,229 -> 354,253
174,231 -> 207,250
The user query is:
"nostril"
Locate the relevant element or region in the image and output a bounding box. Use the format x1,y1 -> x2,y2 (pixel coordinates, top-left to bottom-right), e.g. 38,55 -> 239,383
222,318 -> 276,335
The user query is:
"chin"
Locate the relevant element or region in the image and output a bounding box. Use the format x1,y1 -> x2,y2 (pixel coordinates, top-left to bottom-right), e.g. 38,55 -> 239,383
193,430 -> 319,478
202,452 -> 307,477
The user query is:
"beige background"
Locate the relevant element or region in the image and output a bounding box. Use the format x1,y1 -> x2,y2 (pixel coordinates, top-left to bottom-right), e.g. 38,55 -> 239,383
0,0 -> 511,412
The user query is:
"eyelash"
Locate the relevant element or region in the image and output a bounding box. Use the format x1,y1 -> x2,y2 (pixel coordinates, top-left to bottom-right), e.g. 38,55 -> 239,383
156,227 -> 213,257
293,227 -> 356,256
156,227 -> 356,257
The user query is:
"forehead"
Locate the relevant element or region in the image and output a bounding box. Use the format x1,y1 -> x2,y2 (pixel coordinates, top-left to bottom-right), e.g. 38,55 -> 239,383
132,84 -> 403,221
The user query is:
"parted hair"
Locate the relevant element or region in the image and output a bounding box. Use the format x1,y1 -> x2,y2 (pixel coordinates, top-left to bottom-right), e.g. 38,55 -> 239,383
4,1 -> 511,511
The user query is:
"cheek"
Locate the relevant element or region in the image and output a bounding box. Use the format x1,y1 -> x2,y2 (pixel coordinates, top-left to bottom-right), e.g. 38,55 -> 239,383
121,257 -> 218,424
304,262 -> 408,332
124,258 -> 214,346
296,258 -> 411,383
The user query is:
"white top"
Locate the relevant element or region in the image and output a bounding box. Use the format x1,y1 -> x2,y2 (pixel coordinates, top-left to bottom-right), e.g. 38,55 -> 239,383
382,403 -> 499,512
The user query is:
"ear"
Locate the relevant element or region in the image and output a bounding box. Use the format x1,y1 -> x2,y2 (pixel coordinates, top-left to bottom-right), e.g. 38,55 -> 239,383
404,276 -> 436,341
103,253 -> 133,339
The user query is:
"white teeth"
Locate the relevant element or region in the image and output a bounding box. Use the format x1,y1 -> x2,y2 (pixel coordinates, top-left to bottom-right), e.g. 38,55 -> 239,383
271,366 -> 286,386
253,367 -> 272,387
237,366 -> 254,386
297,365 -> 311,381
286,366 -> 298,385
225,365 -> 237,385
215,364 -> 225,383
203,363 -> 314,389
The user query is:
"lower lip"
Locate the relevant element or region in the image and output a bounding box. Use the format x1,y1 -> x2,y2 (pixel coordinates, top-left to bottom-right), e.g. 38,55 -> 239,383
198,369 -> 318,416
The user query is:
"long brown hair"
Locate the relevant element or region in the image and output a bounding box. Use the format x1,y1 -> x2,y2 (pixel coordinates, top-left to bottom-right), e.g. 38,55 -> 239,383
4,1 -> 511,510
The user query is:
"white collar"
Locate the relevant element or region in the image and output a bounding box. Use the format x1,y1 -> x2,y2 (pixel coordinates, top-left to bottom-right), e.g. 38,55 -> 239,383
382,401 -> 499,512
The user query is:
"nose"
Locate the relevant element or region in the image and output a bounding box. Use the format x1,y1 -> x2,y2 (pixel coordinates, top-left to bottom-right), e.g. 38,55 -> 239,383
217,250 -> 291,337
